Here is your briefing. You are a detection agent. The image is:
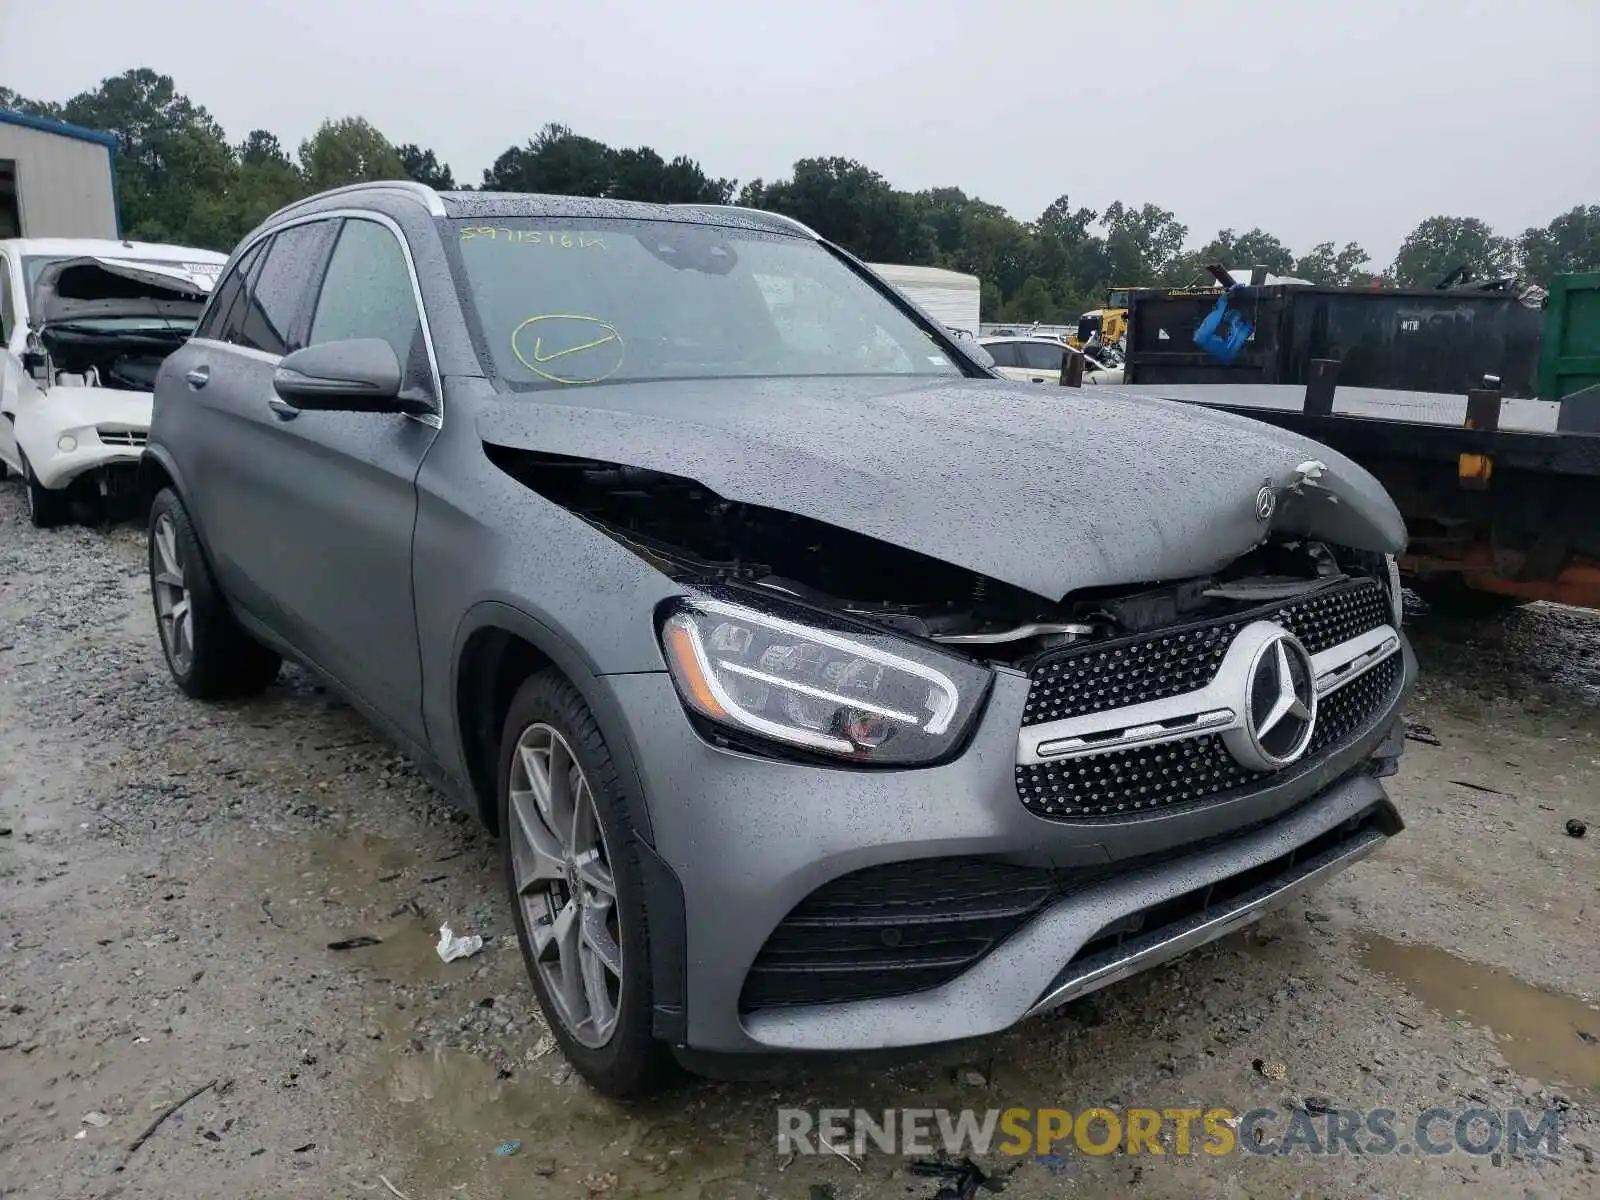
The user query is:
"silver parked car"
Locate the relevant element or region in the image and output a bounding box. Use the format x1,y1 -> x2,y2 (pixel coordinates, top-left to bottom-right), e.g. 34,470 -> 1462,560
141,182 -> 1414,1096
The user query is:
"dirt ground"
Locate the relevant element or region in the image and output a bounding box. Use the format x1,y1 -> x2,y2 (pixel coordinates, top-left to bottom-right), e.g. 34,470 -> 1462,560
1,481 -> 1596,1200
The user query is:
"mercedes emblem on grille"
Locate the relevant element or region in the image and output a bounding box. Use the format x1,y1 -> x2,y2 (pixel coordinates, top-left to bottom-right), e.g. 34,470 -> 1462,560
1233,628 -> 1317,771
1254,485 -> 1276,523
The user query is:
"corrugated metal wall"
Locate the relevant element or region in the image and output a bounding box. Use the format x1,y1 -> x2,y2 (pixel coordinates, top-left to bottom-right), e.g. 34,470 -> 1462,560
0,124 -> 117,239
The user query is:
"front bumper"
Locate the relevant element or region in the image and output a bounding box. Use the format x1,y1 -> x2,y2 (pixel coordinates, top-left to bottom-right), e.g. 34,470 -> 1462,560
602,638 -> 1413,1054
34,441 -> 143,491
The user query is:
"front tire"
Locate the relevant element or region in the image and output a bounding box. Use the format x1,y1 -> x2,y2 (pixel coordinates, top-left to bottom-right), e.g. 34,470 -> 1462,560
148,488 -> 281,699
499,671 -> 670,1098
20,454 -> 70,528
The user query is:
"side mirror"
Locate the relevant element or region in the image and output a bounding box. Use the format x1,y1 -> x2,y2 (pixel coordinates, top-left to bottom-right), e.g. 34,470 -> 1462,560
272,339 -> 433,415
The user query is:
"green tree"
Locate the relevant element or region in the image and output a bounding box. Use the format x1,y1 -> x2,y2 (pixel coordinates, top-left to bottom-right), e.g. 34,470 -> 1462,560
397,143 -> 456,191
608,146 -> 732,203
1001,276 -> 1059,323
47,69 -> 235,245
1392,216 -> 1512,287
1292,240 -> 1373,286
1195,227 -> 1295,277
482,126 -> 732,202
0,86 -> 63,119
1517,205 -> 1600,284
483,124 -> 613,194
1097,201 -> 1189,284
227,129 -> 307,242
298,117 -> 405,191
750,157 -> 933,262
1031,193 -> 1100,315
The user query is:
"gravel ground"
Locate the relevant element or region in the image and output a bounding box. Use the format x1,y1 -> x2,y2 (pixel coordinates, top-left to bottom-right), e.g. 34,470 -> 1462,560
1,479 -> 1596,1199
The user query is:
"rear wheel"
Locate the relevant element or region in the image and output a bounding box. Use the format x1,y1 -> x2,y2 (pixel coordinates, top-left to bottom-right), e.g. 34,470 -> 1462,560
20,453 -> 70,528
148,488 -> 281,698
499,671 -> 671,1098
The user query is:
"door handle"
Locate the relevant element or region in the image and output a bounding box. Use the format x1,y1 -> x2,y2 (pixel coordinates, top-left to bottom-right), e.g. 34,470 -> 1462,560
184,366 -> 210,388
266,396 -> 300,420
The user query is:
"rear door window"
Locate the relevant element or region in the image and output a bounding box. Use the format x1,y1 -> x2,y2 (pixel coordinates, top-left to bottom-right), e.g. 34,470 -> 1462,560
1016,341 -> 1065,372
196,241 -> 263,343
984,342 -> 1018,368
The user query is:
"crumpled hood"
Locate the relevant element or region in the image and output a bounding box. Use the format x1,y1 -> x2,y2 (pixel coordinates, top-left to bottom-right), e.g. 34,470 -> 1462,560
476,376 -> 1406,600
30,256 -> 213,327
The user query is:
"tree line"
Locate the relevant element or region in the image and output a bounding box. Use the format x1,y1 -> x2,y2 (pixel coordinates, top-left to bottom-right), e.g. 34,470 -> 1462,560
4,70 -> 1596,322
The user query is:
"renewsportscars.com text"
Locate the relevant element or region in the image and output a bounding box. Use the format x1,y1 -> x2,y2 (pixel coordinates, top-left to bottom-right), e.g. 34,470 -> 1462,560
777,1105 -> 1564,1159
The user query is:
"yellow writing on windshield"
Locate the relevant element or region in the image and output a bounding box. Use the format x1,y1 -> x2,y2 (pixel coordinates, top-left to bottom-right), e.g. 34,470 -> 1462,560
460,227 -> 606,249
511,314 -> 625,385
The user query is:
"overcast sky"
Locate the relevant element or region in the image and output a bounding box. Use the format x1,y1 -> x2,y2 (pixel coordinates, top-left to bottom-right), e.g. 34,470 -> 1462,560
5,0 -> 1595,265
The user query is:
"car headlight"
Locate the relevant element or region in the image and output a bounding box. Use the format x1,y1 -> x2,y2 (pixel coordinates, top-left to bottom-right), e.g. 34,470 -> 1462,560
659,593 -> 991,765
1385,554 -> 1404,627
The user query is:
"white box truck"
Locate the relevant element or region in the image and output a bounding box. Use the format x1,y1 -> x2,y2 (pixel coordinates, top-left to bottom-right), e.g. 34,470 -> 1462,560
868,263 -> 982,339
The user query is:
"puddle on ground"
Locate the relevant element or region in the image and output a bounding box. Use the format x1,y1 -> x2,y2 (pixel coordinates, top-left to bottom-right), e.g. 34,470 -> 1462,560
367,1043 -> 756,1197
306,828 -> 418,877
1361,934 -> 1600,1090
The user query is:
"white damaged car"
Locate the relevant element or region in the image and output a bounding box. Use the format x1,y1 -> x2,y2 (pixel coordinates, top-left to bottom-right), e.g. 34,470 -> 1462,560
0,238 -> 225,526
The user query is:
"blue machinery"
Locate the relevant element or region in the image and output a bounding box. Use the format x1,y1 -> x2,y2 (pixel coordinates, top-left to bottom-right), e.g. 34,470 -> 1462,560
1194,286 -> 1255,364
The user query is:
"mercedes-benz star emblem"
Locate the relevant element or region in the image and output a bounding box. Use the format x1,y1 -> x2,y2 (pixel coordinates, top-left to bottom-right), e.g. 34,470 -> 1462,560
1235,629 -> 1317,770
1254,485 -> 1276,523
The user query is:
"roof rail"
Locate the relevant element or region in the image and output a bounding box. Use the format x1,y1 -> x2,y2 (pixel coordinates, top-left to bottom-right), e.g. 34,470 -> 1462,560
671,203 -> 819,239
270,179 -> 447,221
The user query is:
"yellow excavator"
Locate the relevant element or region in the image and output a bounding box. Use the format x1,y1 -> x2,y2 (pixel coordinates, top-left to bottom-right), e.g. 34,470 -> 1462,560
1067,286 -> 1136,350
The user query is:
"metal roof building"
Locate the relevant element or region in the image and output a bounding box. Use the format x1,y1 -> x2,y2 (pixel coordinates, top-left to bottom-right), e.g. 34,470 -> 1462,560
0,109 -> 120,240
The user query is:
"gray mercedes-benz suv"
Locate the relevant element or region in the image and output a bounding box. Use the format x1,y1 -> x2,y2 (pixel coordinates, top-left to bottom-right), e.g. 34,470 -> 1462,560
141,181 -> 1413,1096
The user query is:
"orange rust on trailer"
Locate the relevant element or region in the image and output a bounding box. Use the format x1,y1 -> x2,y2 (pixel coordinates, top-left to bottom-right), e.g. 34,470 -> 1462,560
1402,546 -> 1600,608
1457,452 -> 1493,489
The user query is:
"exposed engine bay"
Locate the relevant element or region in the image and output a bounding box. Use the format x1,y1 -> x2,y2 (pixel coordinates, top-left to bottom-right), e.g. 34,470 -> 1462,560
27,256 -> 207,393
32,340 -> 178,393
487,447 -> 1390,665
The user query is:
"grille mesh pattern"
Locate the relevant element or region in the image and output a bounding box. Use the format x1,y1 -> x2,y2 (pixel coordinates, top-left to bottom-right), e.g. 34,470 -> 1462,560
1022,579 -> 1391,728
1015,649 -> 1404,820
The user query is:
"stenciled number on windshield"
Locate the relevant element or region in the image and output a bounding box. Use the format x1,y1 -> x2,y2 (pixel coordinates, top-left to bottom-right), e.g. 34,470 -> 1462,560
510,314 -> 625,385
461,227 -> 606,249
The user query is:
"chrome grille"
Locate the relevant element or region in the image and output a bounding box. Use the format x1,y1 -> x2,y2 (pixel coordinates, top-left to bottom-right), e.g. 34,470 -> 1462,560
96,427 -> 148,447
1015,651 -> 1403,820
1023,579 -> 1390,727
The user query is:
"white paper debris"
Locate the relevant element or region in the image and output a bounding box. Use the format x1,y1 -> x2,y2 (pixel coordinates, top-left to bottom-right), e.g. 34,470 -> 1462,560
435,924 -> 484,963
82,1112 -> 111,1128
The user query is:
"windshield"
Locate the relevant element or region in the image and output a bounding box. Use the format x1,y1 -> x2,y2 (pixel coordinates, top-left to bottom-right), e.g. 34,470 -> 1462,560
450,218 -> 966,389
22,255 -> 220,332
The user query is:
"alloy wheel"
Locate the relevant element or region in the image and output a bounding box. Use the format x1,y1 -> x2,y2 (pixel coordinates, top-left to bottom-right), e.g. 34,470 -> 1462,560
151,513 -> 194,674
507,722 -> 623,1048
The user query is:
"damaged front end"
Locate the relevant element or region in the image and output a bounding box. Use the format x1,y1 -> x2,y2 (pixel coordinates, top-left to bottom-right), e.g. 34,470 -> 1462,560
14,257 -> 213,501
486,445 -> 1402,664
486,444 -> 1408,781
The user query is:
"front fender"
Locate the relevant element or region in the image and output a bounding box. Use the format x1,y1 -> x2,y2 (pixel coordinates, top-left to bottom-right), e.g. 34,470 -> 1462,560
448,598 -> 661,846
137,444 -> 204,532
